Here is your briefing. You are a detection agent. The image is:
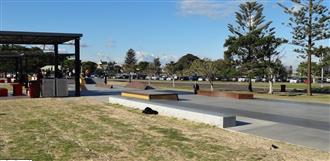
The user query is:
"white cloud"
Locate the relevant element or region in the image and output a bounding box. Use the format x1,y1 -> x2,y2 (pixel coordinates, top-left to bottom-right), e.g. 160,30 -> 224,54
136,51 -> 155,62
178,0 -> 243,19
135,51 -> 177,66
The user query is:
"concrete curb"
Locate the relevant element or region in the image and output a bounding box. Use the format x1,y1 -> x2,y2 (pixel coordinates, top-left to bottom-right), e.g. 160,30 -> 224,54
108,96 -> 236,128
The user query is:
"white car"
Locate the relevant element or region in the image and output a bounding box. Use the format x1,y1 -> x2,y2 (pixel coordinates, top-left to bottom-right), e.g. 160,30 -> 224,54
289,78 -> 299,83
326,78 -> 330,83
198,77 -> 204,81
166,77 -> 172,81
238,77 -> 247,82
151,76 -> 158,80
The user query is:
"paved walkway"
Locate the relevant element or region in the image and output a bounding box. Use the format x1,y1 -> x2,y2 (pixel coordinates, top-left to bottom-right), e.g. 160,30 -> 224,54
77,84 -> 330,151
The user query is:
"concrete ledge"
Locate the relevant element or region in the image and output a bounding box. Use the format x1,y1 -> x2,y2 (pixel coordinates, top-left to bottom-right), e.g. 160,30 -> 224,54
198,90 -> 254,99
109,96 -> 236,128
121,91 -> 179,101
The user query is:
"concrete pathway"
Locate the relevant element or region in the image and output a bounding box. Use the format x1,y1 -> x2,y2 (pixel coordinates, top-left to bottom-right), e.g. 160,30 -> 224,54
77,84 -> 330,151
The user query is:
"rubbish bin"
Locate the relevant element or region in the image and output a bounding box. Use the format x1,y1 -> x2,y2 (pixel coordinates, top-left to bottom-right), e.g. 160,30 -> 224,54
280,84 -> 286,92
11,83 -> 23,96
29,80 -> 41,98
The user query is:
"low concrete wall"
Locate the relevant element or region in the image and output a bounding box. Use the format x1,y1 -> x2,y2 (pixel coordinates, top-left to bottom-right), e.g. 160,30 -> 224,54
109,96 -> 236,128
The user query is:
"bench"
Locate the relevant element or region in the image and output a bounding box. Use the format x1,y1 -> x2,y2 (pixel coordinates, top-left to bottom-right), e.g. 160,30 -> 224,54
109,96 -> 236,128
0,88 -> 8,97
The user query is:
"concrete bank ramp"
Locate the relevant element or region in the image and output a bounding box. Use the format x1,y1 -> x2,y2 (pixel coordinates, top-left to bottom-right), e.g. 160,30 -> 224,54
109,96 -> 236,128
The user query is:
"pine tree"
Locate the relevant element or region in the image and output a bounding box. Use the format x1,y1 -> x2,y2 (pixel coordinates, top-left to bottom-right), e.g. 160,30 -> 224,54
259,32 -> 287,94
278,0 -> 330,96
123,48 -> 137,82
153,57 -> 161,76
224,1 -> 275,92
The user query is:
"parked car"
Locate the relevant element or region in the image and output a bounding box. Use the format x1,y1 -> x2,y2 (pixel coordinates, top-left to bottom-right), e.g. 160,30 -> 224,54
289,78 -> 300,83
151,76 -> 159,80
180,77 -> 189,81
238,77 -> 247,82
197,77 -> 204,81
166,77 -> 172,81
221,78 -> 228,81
326,78 -> 330,83
303,78 -> 313,84
251,77 -> 261,82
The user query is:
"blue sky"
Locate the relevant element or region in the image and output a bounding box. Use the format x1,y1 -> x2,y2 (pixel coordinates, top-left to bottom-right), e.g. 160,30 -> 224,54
0,0 -> 329,68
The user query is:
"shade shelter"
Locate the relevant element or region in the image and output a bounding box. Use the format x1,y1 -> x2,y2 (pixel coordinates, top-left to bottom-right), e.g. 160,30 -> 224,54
0,31 -> 83,96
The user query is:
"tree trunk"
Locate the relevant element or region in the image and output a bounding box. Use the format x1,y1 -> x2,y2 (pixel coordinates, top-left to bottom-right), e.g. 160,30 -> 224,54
321,67 -> 324,88
307,0 -> 313,96
172,76 -> 175,87
248,78 -> 253,92
268,68 -> 274,94
148,77 -> 151,86
268,80 -> 273,94
209,80 -> 214,91
129,74 -> 132,83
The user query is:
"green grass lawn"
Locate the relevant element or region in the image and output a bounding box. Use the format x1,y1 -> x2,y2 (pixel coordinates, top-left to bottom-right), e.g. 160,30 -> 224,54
254,93 -> 330,104
0,98 -> 328,161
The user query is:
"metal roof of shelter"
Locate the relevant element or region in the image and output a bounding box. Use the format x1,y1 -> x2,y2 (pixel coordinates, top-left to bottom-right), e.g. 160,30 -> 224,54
0,31 -> 82,44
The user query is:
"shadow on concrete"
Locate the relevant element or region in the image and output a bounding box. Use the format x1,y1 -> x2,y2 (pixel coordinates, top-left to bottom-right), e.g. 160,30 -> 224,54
69,90 -> 121,97
235,121 -> 251,126
159,90 -> 195,95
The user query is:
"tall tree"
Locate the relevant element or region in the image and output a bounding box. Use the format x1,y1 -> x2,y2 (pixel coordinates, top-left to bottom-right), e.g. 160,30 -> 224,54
153,57 -> 162,76
136,61 -> 150,75
82,61 -> 98,76
278,0 -> 330,95
224,1 -> 274,92
105,61 -> 119,76
297,61 -> 321,79
314,46 -> 330,83
123,49 -> 137,82
259,33 -> 287,94
175,54 -> 200,78
63,59 -> 75,73
189,59 -> 219,91
164,61 -> 177,87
